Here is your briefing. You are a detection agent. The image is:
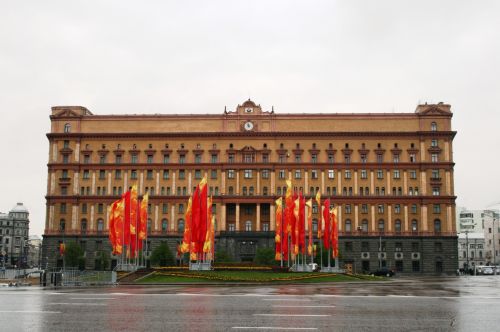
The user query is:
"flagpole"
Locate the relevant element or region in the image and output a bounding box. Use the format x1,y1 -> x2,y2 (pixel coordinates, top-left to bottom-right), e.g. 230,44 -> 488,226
280,196 -> 283,268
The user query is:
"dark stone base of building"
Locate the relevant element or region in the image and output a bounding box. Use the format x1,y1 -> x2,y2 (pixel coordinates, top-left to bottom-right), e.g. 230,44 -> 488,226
42,233 -> 457,275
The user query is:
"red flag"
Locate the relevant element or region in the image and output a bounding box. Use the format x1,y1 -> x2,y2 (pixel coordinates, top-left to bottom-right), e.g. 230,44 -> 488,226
323,199 -> 331,250
315,192 -> 322,239
138,193 -> 148,250
191,185 -> 201,255
123,191 -> 131,246
306,199 -> 313,255
299,194 -> 306,254
129,186 -> 139,258
293,195 -> 300,256
112,198 -> 125,255
331,207 -> 339,258
198,177 -> 208,254
275,197 -> 283,261
108,203 -> 116,253
59,243 -> 65,255
180,197 -> 193,254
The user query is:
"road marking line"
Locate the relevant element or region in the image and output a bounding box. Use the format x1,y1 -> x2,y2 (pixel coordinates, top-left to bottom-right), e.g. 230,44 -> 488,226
272,305 -> 335,308
232,328 -> 318,330
254,314 -> 330,317
69,298 -> 115,300
263,299 -> 312,302
0,310 -> 61,314
48,303 -> 106,306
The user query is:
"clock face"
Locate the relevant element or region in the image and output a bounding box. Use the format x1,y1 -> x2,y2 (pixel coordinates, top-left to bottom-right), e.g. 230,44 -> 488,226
244,121 -> 254,131
245,107 -> 253,113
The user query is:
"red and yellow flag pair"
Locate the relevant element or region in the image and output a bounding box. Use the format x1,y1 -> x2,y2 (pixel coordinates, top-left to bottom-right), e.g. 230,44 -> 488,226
108,185 -> 148,258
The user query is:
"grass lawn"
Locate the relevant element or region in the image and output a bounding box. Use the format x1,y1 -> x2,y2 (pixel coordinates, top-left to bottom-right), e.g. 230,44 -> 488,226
136,271 -> 382,284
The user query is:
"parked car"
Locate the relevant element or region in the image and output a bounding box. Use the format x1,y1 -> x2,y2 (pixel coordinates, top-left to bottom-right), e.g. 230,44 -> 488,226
27,271 -> 43,278
371,268 -> 395,277
482,267 -> 494,275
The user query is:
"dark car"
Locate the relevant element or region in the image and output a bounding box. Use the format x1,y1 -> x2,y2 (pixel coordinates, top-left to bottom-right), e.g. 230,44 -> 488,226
371,268 -> 395,277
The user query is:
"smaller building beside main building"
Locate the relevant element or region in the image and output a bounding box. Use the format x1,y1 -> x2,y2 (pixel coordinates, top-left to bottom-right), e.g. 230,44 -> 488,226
0,203 -> 30,268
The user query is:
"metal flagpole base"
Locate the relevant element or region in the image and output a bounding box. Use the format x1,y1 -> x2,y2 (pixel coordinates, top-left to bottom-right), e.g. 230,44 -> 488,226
115,263 -> 137,272
290,264 -> 312,272
320,266 -> 344,273
189,262 -> 212,271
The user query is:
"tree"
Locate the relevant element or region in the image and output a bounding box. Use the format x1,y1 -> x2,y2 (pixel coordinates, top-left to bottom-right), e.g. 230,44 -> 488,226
64,241 -> 85,269
150,242 -> 175,266
95,251 -> 110,271
254,247 -> 275,265
215,249 -> 234,263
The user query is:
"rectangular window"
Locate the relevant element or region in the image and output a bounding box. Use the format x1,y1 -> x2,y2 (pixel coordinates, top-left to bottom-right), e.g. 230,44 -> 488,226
244,169 -> 253,179
228,170 -> 235,179
163,154 -> 170,164
294,170 -> 301,179
411,204 -> 417,214
328,154 -> 334,164
193,170 -> 201,179
360,154 -> 367,163
62,155 -> 69,164
162,204 -> 168,214
377,170 -> 383,179
228,154 -> 235,163
179,170 -> 185,180
131,170 -> 137,179
278,154 -> 286,163
115,170 -> 122,179
295,155 -> 301,163
83,170 -> 90,179
131,154 -> 138,164
99,155 -> 106,164
115,155 -> 122,164
262,154 -> 269,163
163,170 -> 169,180
432,169 -> 440,179
61,186 -> 67,196
147,155 -> 153,164
378,204 -> 384,213
146,170 -> 153,180
361,169 -> 367,179
279,169 -> 286,179
345,204 -> 352,214
393,170 -> 400,179
211,170 -> 217,179
410,170 -> 417,179
409,153 -> 416,163
311,154 -> 318,163
376,154 -> 383,163
211,154 -> 218,163
361,204 -> 368,214
393,155 -> 400,163
431,139 -> 438,147
433,204 -> 441,213
395,204 -> 401,214
99,170 -> 106,180
261,170 -> 269,179
432,187 -> 440,196
431,153 -> 438,163
344,170 -> 351,179
179,155 -> 186,164
328,170 -> 334,179
178,204 -> 184,214
97,204 -> 104,214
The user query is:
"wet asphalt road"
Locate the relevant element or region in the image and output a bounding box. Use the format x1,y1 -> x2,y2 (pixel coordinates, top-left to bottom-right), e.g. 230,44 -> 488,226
1,276 -> 500,331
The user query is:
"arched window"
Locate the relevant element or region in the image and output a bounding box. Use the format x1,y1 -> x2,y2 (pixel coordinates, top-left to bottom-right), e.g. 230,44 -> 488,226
277,187 -> 282,195
64,123 -> 71,133
362,219 -> 368,232
431,122 -> 437,131
249,186 -> 254,196
434,219 -> 441,233
245,220 -> 252,231
242,187 -> 247,195
59,219 -> 66,232
97,218 -> 104,232
81,219 -> 87,233
345,219 -> 352,232
378,219 -> 385,232
178,219 -> 185,232
312,219 -> 318,232
228,186 -> 234,195
395,219 -> 402,233
412,219 -> 418,232
161,219 -> 168,233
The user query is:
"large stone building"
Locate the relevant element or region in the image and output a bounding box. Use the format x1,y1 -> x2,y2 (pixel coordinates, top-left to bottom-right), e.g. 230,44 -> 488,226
0,203 -> 30,268
42,99 -> 458,274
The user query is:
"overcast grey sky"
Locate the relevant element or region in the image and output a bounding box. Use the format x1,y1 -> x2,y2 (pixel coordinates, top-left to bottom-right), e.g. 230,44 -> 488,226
1,1 -> 499,235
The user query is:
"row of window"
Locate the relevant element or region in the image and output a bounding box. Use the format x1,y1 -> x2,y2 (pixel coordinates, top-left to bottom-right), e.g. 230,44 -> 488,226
62,201 -> 442,219
0,229 -> 28,236
65,151 -> 443,165
75,168 -> 440,182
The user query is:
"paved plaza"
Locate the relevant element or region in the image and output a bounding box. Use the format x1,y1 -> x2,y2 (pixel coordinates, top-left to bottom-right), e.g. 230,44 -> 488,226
1,276 -> 500,331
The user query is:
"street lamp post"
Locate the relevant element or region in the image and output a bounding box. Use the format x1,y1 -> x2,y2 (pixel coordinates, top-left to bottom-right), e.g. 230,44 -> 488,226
465,230 -> 470,275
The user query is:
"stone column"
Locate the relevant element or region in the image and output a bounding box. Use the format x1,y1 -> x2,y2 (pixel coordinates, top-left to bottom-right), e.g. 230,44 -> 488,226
371,204 -> 375,232
75,142 -> 80,162
221,171 -> 226,194
338,206 -> 342,231
172,172 -> 176,194
188,171 -> 192,194
421,205 -> 428,231
305,171 -> 309,194
337,171 -> 342,195
420,141 -> 426,162
354,204 -> 359,230
404,205 -> 409,232
107,172 -> 112,195
386,170 -> 391,193
271,171 -> 276,194
447,204 -> 452,233
321,170 -> 325,194
154,205 -> 159,232
370,171 -> 374,195
72,205 -> 78,232
421,172 -> 427,195
270,204 -> 275,231
91,171 -> 96,195
256,203 -> 261,231
236,172 -> 240,194
257,171 -> 260,195
388,204 -> 392,232
354,171 -> 358,195
73,172 -> 79,195
156,171 -> 160,195
221,204 -> 226,231
445,171 -> 451,195
171,205 -> 176,231
90,205 -> 95,231
403,171 -> 408,195
124,172 -> 128,191
139,171 -> 144,195
235,203 -> 240,231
